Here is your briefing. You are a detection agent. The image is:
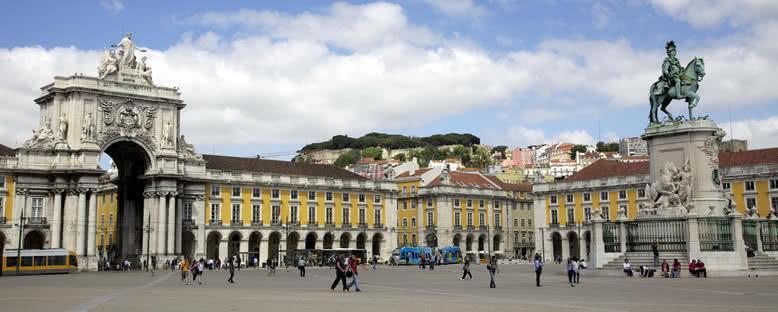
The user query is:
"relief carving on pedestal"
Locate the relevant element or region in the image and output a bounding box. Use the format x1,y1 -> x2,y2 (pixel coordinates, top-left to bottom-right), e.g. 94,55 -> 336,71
21,118 -> 56,151
640,160 -> 693,217
98,98 -> 158,151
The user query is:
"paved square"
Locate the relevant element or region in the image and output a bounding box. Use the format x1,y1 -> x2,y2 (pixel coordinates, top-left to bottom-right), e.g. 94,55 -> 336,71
1,264 -> 776,312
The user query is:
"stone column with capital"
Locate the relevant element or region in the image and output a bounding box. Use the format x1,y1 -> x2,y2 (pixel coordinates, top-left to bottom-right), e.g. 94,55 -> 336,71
87,191 -> 97,257
175,196 -> 183,254
51,191 -> 63,248
62,190 -> 78,253
167,194 -> 176,255
141,194 -> 152,262
157,193 -> 167,256
76,190 -> 87,256
591,219 -> 606,268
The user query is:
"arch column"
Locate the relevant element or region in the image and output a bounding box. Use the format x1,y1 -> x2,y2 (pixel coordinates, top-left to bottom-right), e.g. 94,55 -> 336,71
87,190 -> 97,257
51,190 -> 63,248
157,192 -> 167,256
167,193 -> 176,255
76,190 -> 87,256
175,196 -> 183,254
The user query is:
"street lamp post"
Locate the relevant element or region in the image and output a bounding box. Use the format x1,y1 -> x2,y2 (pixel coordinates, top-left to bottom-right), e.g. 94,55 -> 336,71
144,214 -> 153,273
15,193 -> 27,273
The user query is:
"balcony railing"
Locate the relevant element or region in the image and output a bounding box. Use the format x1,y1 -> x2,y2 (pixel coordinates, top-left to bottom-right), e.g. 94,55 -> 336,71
27,217 -> 47,225
252,219 -> 263,226
231,219 -> 243,226
325,222 -> 336,228
183,219 -> 195,226
271,220 -> 281,226
342,223 -> 352,229
209,219 -> 221,225
479,225 -> 487,231
467,225 -> 475,231
374,223 -> 384,229
454,224 -> 462,230
493,225 -> 503,231
307,222 -> 318,228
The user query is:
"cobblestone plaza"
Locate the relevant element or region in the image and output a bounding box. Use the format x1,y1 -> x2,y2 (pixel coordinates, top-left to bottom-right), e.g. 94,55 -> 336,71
1,264 -> 776,312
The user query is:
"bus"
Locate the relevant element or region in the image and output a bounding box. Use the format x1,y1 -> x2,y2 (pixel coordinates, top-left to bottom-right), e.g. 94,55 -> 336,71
437,246 -> 462,264
395,247 -> 432,265
1,249 -> 78,275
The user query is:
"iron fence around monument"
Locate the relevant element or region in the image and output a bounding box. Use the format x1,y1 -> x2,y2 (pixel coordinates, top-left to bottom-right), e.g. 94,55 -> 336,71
698,217 -> 734,251
603,222 -> 620,253
626,219 -> 687,252
742,220 -> 759,251
760,221 -> 778,252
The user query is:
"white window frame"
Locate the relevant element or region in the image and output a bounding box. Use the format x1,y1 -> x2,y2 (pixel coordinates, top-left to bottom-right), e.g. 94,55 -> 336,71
211,203 -> 220,222
108,233 -> 113,245
0,176 -> 4,188
252,204 -> 261,223
495,201 -> 501,209
567,208 -> 575,224
619,190 -> 627,199
402,218 -> 408,228
342,192 -> 350,202
427,211 -> 434,226
722,182 -> 731,190
231,203 -> 241,222
184,202 -> 193,221
601,206 -> 610,220
359,193 -> 365,203
290,205 -> 298,224
410,217 -> 417,227
252,188 -> 261,198
566,194 -> 573,203
403,234 -> 408,246
771,196 -> 778,212
308,191 -> 316,201
109,213 -> 113,225
359,207 -> 366,224
402,200 -> 408,210
770,179 -> 778,190
455,211 -> 461,226
583,193 -> 591,202
271,205 -> 281,224
326,192 -> 333,201
326,207 -> 333,224
601,192 -> 609,201
550,196 -> 557,204
342,207 -> 350,224
494,213 -> 500,226
101,214 -> 105,226
467,212 -> 473,226
638,188 -> 646,198
308,206 -> 316,224
291,190 -> 298,200
427,199 -> 433,208
584,207 -> 592,223
479,212 -> 485,226
411,200 -> 416,209
746,197 -> 757,210
31,197 -> 43,218
467,200 -> 473,208
374,194 -> 381,203
232,187 -> 241,198
454,199 -> 460,207
211,185 -> 220,197
272,189 -> 280,199
745,181 -> 755,191
374,209 -> 381,225
551,209 -> 559,224
479,200 -> 484,208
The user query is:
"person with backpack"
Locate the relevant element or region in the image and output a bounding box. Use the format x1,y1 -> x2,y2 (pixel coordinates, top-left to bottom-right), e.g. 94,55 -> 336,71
487,256 -> 497,288
346,255 -> 361,292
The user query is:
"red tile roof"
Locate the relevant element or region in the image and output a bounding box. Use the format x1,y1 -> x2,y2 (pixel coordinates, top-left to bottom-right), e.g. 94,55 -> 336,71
720,147 -> 778,168
202,154 -> 367,180
565,159 -> 649,181
0,143 -> 14,157
428,171 -> 498,188
394,168 -> 432,178
485,175 -> 532,192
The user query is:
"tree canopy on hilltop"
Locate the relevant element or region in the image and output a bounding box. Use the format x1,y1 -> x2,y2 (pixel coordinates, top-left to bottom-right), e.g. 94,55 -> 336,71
300,132 -> 480,151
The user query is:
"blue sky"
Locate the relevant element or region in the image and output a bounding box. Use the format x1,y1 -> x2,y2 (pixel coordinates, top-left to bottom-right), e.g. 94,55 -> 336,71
1,0 -> 777,161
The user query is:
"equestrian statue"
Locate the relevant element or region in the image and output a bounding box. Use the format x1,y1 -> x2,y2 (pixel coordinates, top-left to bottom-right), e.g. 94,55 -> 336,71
649,41 -> 706,123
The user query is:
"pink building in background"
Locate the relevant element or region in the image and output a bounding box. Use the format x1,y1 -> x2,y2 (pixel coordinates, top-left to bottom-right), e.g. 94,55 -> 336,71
507,147 -> 533,168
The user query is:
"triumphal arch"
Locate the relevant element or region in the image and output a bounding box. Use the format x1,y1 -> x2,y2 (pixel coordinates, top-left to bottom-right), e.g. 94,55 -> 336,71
0,34 -> 398,270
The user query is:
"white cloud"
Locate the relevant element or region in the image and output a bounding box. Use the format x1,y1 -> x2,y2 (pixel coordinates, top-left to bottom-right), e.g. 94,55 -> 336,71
556,130 -> 595,145
1,1 -> 777,150
99,0 -> 123,14
719,116 -> 778,149
421,0 -> 489,18
502,126 -> 595,147
649,0 -> 778,27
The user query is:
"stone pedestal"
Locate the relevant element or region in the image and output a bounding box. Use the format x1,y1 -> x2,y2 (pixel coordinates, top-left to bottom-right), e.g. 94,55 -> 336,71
591,219 -> 606,269
642,120 -> 727,216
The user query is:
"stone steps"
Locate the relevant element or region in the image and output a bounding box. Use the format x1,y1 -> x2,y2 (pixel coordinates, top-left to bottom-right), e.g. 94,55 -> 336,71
602,253 -> 688,269
748,254 -> 778,270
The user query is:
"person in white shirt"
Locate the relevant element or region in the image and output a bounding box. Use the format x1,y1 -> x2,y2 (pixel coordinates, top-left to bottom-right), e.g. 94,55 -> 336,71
623,259 -> 633,277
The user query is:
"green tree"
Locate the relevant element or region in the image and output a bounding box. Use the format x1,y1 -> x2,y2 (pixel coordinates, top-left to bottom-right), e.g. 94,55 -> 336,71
392,153 -> 406,162
491,145 -> 508,159
596,141 -> 620,153
361,147 -> 383,160
570,144 -> 588,160
334,150 -> 361,168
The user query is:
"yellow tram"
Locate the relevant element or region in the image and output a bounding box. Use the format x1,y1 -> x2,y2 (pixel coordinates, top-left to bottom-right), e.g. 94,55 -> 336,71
1,249 -> 79,275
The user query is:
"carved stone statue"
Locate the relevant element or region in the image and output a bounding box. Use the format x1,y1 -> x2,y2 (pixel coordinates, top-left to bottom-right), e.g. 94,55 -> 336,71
162,121 -> 172,148
81,113 -> 94,142
649,41 -> 706,123
23,119 -> 56,150
58,113 -> 68,141
137,56 -> 153,86
111,32 -> 146,68
178,135 -> 203,161
642,161 -> 692,217
98,49 -> 119,79
677,159 -> 693,205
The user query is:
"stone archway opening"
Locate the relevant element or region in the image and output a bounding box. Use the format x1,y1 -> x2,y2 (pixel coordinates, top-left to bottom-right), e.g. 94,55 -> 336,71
584,231 -> 591,261
323,232 -> 334,249
206,231 -> 221,260
305,232 -> 317,250
339,232 -> 351,249
551,232 -> 562,261
268,232 -> 281,263
453,233 -> 462,249
249,232 -> 262,265
371,233 -> 382,257
228,232 -> 242,259
567,231 -> 579,260
182,231 -> 195,261
466,234 -> 473,251
23,230 -> 45,249
287,232 -> 300,253
478,234 -> 486,252
493,234 -> 502,252
356,233 -> 366,250
101,140 -> 152,263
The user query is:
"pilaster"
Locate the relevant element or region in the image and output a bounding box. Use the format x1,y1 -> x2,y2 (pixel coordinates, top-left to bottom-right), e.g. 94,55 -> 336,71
87,190 -> 97,257
167,193 -> 176,255
157,193 -> 167,256
76,190 -> 86,256
51,190 -> 63,248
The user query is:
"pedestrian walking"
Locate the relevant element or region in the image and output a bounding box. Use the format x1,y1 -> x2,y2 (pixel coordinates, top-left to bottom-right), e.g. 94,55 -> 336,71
652,242 -> 659,267
180,258 -> 189,285
197,259 -> 204,284
346,255 -> 361,292
487,256 -> 497,288
419,254 -> 426,270
236,256 -> 242,271
330,255 -> 348,292
298,257 -> 306,277
567,258 -> 576,287
227,258 -> 235,283
430,254 -> 435,271
372,255 -> 377,271
461,258 -> 472,280
534,253 -> 543,287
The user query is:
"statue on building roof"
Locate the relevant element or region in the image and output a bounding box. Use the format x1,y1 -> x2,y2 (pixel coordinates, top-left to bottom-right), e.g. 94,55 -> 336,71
112,32 -> 146,68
